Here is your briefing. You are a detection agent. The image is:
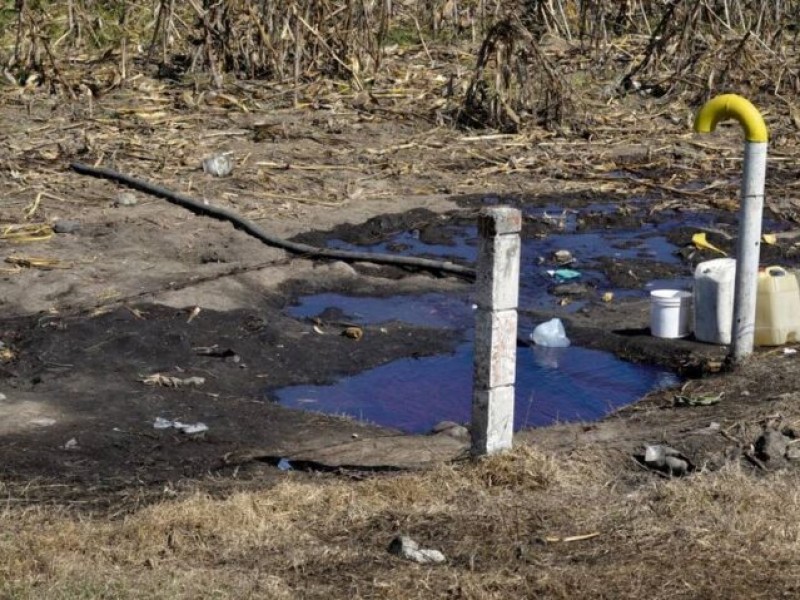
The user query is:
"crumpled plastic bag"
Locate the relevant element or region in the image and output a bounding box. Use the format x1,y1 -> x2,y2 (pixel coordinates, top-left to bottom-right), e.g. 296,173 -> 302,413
530,318 -> 571,348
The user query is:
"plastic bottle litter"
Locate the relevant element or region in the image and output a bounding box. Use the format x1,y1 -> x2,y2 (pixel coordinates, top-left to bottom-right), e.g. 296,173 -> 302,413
530,318 -> 571,348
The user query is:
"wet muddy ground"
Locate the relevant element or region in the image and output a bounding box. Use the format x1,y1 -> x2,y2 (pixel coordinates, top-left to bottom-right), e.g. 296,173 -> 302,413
3,90 -> 800,512
6,183 -> 800,506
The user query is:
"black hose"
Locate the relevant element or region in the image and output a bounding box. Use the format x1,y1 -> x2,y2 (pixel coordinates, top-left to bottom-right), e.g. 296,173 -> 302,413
70,163 -> 476,280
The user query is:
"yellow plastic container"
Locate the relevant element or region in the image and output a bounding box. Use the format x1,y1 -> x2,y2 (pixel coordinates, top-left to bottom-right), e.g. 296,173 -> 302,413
754,266 -> 800,346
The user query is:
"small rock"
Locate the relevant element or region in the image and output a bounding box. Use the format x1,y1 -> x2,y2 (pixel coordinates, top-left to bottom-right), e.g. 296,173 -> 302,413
664,456 -> 689,476
63,438 -> 79,450
53,219 -> 81,234
328,261 -> 358,278
551,283 -> 591,297
552,249 -> 573,264
440,425 -> 469,440
388,535 -> 445,565
786,446 -> 800,461
754,429 -> 790,462
114,191 -> 138,207
0,392 -> 6,402
431,420 -> 461,434
30,417 -> 56,427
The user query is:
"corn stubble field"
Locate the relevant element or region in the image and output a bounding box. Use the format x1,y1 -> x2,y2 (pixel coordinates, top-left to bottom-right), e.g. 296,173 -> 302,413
2,0 -> 800,598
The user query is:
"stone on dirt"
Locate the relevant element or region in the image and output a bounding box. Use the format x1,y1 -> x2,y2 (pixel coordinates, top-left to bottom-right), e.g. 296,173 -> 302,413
53,220 -> 81,234
388,535 -> 445,565
114,191 -> 138,207
754,429 -> 790,462
431,421 -> 469,440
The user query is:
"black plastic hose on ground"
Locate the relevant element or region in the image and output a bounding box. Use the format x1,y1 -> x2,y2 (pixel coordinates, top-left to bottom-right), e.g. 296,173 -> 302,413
70,163 -> 476,280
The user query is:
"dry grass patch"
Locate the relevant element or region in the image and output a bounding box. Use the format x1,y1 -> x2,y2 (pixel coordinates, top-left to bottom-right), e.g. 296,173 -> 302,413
5,445 -> 800,598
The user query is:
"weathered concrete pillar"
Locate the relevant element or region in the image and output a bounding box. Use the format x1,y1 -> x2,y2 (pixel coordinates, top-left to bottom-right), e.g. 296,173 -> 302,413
471,207 -> 521,456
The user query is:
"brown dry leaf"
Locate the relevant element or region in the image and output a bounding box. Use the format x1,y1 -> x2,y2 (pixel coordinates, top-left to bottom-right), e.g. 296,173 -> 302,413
342,326 -> 363,341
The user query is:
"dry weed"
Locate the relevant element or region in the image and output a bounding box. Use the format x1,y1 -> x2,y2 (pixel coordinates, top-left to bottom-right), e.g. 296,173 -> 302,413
7,446 -> 800,598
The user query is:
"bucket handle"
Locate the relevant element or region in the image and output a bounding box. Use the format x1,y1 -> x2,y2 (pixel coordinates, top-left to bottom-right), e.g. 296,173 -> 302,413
765,266 -> 787,277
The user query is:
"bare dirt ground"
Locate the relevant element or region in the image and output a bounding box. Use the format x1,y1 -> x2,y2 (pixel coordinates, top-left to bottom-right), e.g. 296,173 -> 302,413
3,76 -> 800,598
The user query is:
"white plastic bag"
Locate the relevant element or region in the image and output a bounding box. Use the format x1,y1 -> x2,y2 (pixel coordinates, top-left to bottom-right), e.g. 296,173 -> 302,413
530,318 -> 571,348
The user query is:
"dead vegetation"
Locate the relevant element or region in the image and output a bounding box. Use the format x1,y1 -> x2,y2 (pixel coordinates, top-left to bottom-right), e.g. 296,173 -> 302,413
3,1 -> 800,128
3,445 -> 800,598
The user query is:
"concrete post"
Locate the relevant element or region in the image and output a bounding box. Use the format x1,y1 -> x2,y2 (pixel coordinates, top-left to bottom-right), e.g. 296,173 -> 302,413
471,207 -> 522,456
730,141 -> 767,361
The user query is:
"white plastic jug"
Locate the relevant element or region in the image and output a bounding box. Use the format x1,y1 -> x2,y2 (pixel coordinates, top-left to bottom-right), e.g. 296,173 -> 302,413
755,266 -> 800,346
650,289 -> 692,339
693,258 -> 736,344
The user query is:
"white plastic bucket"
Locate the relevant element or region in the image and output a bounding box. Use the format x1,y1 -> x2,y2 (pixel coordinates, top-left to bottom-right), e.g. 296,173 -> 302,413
693,258 -> 736,344
650,289 -> 692,339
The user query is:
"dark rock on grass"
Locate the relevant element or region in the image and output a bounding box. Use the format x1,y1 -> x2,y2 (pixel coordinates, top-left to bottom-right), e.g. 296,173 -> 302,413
754,429 -> 790,463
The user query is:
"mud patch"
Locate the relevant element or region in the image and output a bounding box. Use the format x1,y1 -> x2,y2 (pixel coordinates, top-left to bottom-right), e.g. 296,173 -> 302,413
0,303 -> 461,489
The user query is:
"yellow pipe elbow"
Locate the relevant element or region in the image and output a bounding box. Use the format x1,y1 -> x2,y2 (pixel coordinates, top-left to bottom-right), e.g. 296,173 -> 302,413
694,94 -> 768,143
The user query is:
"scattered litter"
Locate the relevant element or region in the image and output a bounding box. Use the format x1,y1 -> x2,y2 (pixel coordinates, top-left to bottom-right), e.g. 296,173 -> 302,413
784,348 -> 797,355
30,417 -> 56,427
602,291 -> 614,303
114,191 -> 138,207
0,223 -> 53,243
530,318 -> 570,348
691,232 -> 726,256
0,347 -> 14,362
202,153 -> 234,177
187,306 -> 201,323
277,458 -> 293,471
313,324 -> 325,334
643,444 -> 692,476
0,393 -> 6,401
673,392 -> 723,407
388,535 -> 445,565
153,417 -> 209,434
53,220 -> 81,234
762,233 -> 778,245
547,268 -> 581,282
342,326 -> 363,340
140,373 -> 206,387
63,438 -> 79,450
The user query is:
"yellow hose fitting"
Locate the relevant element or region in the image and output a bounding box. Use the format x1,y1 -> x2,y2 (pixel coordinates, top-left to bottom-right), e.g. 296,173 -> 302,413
694,94 -> 768,143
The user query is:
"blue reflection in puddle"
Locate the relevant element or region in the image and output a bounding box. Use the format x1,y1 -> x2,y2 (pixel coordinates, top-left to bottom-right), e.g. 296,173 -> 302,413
277,207 -> 701,432
275,340 -> 678,433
